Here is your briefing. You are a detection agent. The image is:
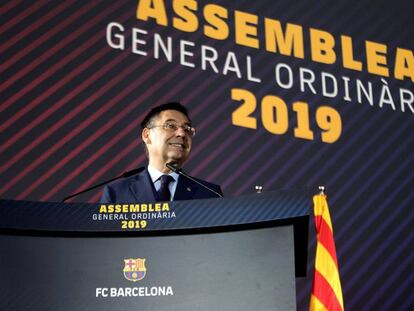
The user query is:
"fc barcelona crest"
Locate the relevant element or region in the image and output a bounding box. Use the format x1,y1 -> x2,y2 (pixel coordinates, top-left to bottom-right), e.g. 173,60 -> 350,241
123,258 -> 146,282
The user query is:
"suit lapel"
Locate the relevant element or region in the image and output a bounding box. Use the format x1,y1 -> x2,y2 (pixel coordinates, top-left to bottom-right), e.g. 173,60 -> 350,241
128,169 -> 157,202
174,174 -> 196,200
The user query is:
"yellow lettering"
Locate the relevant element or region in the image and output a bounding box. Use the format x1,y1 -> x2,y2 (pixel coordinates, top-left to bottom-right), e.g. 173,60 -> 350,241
394,48 -> 414,82
231,88 -> 257,129
310,28 -> 336,64
264,19 -> 304,58
134,3 -> 411,83
235,10 -> 259,49
136,0 -> 167,26
99,205 -> 107,213
366,41 -> 389,77
129,205 -> 139,213
204,4 -> 229,40
261,95 -> 288,135
341,35 -> 362,71
173,0 -> 198,32
162,203 -> 170,211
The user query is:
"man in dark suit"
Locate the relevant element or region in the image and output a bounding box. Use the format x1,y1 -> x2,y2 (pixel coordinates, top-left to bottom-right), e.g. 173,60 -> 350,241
100,102 -> 222,203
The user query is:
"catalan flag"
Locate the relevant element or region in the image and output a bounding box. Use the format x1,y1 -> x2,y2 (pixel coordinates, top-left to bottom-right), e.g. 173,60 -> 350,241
310,194 -> 344,311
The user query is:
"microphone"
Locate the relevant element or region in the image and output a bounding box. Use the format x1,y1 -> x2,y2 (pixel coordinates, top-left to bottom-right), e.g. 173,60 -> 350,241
61,167 -> 145,202
166,163 -> 223,198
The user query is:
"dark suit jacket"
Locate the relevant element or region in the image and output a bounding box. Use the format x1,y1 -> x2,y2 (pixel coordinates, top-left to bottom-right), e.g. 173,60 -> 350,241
100,167 -> 222,203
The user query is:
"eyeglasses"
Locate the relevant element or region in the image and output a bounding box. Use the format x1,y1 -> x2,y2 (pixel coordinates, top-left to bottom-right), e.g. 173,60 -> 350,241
148,121 -> 196,137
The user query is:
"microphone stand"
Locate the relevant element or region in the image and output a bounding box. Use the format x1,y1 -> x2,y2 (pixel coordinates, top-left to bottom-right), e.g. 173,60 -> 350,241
166,163 -> 223,198
61,167 -> 145,202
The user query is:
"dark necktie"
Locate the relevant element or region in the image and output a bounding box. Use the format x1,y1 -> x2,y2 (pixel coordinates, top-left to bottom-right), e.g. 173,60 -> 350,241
157,175 -> 174,202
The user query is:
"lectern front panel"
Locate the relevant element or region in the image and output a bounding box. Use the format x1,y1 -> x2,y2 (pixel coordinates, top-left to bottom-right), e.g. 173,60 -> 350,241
0,226 -> 295,311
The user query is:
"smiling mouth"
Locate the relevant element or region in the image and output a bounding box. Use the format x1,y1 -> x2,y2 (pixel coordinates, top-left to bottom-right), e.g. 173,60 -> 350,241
169,143 -> 185,149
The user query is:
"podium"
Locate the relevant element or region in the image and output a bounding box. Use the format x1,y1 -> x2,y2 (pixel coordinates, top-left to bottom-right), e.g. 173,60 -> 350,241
0,191 -> 309,311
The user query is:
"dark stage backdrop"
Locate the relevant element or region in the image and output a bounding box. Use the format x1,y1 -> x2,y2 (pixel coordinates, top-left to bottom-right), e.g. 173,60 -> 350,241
1,0 -> 413,309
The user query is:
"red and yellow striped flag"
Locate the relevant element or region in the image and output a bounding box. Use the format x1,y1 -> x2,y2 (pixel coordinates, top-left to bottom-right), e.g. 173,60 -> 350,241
310,194 -> 344,311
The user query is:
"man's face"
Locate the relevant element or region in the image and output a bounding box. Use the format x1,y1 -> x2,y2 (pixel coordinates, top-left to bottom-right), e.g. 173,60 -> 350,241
142,110 -> 193,171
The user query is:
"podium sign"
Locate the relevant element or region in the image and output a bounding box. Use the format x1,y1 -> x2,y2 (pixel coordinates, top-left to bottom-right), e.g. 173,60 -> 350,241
0,191 -> 309,311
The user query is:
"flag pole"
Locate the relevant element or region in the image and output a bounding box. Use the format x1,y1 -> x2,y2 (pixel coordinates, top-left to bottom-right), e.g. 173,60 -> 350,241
310,185 -> 344,311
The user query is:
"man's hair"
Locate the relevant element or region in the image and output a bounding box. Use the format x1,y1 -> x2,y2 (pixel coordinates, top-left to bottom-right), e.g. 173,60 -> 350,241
140,102 -> 191,129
